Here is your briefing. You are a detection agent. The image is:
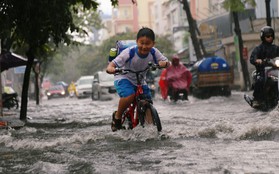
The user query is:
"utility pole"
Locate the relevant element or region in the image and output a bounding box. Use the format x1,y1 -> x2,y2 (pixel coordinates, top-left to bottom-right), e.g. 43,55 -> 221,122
265,0 -> 271,26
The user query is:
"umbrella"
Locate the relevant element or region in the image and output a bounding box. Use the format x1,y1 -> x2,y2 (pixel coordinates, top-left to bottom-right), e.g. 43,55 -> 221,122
0,52 -> 28,72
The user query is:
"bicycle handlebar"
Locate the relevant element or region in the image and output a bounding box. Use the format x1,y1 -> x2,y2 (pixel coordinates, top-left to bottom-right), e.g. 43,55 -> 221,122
115,62 -> 161,75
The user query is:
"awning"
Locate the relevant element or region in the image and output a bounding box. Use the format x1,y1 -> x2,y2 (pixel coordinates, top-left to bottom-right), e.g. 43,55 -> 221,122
0,52 -> 28,72
177,47 -> 189,59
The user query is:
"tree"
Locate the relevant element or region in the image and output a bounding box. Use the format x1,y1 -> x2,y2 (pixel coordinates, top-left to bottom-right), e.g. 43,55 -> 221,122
180,0 -> 203,61
0,0 -> 119,120
223,0 -> 256,91
71,5 -> 104,44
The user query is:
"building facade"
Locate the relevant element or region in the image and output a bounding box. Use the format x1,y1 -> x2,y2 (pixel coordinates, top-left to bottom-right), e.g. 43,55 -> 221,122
153,1 -> 189,52
100,0 -> 279,89
112,0 -> 139,34
137,0 -> 155,29
108,0 -> 155,35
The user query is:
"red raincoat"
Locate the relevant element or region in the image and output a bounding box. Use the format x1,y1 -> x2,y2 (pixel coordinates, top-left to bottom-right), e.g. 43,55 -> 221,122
159,54 -> 192,100
158,69 -> 168,100
165,63 -> 192,91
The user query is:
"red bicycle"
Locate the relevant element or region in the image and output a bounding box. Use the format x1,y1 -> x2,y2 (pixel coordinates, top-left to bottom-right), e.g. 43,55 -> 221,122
115,62 -> 162,132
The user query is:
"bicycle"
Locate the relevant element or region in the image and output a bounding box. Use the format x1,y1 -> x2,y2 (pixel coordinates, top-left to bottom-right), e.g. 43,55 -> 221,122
114,62 -> 162,132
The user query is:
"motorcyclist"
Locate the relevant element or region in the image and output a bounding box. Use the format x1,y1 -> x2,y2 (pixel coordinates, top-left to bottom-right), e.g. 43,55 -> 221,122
250,26 -> 279,107
165,55 -> 192,101
67,81 -> 76,97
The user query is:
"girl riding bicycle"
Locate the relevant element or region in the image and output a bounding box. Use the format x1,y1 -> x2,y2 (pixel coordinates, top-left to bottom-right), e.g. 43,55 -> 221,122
106,27 -> 170,132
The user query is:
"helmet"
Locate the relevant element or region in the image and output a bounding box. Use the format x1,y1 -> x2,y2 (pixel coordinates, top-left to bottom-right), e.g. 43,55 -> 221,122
260,26 -> 274,41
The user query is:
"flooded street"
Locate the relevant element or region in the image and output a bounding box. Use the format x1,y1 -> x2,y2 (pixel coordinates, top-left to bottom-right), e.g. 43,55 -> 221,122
1,91 -> 279,174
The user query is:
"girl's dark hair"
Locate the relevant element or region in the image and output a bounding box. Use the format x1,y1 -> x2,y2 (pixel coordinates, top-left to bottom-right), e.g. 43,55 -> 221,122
136,27 -> 155,41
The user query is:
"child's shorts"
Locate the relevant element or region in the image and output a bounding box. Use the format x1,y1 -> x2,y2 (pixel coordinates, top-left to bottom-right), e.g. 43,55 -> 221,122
114,79 -> 151,99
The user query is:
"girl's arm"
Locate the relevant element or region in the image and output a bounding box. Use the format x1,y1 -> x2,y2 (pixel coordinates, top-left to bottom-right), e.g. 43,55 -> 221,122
106,62 -> 116,74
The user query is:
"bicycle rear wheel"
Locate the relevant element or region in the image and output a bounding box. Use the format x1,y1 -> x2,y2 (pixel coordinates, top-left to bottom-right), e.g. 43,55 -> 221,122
140,103 -> 162,132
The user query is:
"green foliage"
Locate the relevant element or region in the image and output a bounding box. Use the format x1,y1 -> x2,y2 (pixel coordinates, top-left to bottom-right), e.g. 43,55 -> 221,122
222,0 -> 256,12
71,6 -> 103,43
183,32 -> 190,46
155,34 -> 176,57
47,44 -> 83,83
0,0 -> 109,83
76,32 -> 137,75
0,0 -> 121,118
0,0 -> 107,51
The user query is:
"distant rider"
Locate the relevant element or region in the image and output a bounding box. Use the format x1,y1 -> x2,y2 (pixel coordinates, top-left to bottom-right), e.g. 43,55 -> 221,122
250,26 -> 279,107
67,81 -> 76,96
165,55 -> 192,101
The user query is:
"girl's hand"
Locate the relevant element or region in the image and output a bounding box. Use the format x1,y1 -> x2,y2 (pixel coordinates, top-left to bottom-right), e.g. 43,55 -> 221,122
106,62 -> 116,74
106,66 -> 115,74
159,61 -> 169,68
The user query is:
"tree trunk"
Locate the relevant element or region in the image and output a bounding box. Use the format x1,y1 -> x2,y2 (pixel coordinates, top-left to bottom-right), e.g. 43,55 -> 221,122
20,47 -> 35,120
232,12 -> 251,91
182,0 -> 203,60
33,62 -> 40,105
35,71 -> 39,105
265,0 -> 271,26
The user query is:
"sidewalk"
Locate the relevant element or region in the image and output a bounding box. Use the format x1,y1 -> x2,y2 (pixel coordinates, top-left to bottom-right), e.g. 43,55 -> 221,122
0,110 -> 25,129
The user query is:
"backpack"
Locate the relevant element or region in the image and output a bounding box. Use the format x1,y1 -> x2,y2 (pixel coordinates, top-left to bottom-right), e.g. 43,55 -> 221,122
108,40 -> 157,64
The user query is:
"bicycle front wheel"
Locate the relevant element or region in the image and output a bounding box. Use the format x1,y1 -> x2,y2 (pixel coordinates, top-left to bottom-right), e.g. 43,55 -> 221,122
140,103 -> 162,132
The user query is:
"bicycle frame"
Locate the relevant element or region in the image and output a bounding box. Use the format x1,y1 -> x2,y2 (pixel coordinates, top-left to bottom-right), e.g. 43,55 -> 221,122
122,84 -> 143,128
119,63 -> 158,129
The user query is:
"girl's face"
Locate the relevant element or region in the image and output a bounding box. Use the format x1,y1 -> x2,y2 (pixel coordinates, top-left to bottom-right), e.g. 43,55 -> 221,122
136,36 -> 155,56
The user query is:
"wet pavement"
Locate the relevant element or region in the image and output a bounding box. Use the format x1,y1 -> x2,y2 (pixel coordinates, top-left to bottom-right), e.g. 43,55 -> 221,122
1,91 -> 279,173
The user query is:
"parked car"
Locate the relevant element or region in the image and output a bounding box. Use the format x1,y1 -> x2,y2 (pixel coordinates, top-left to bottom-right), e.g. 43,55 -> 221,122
75,76 -> 94,99
46,85 -> 67,100
56,81 -> 69,95
92,71 -> 116,100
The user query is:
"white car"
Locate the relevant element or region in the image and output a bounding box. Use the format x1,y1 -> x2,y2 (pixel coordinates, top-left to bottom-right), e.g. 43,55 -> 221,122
75,76 -> 94,99
91,71 -> 116,100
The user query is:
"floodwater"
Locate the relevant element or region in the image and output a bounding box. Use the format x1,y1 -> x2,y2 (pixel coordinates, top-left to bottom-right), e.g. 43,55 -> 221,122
1,91 -> 279,174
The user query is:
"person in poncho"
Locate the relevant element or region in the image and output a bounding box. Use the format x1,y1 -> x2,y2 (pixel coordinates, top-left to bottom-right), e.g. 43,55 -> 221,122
164,55 -> 192,101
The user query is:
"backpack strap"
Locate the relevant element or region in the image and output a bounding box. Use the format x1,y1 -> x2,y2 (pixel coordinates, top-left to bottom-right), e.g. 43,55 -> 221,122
125,46 -> 157,64
150,48 -> 157,64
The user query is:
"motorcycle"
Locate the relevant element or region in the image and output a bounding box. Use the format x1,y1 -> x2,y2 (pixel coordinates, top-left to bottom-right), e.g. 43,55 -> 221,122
69,90 -> 75,98
146,78 -> 155,98
146,70 -> 156,98
2,92 -> 19,109
67,82 -> 76,98
244,57 -> 279,111
158,68 -> 192,102
165,71 -> 192,102
168,87 -> 188,102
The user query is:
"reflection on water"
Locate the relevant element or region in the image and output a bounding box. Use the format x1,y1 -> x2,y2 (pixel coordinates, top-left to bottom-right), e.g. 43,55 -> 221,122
1,92 -> 279,173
